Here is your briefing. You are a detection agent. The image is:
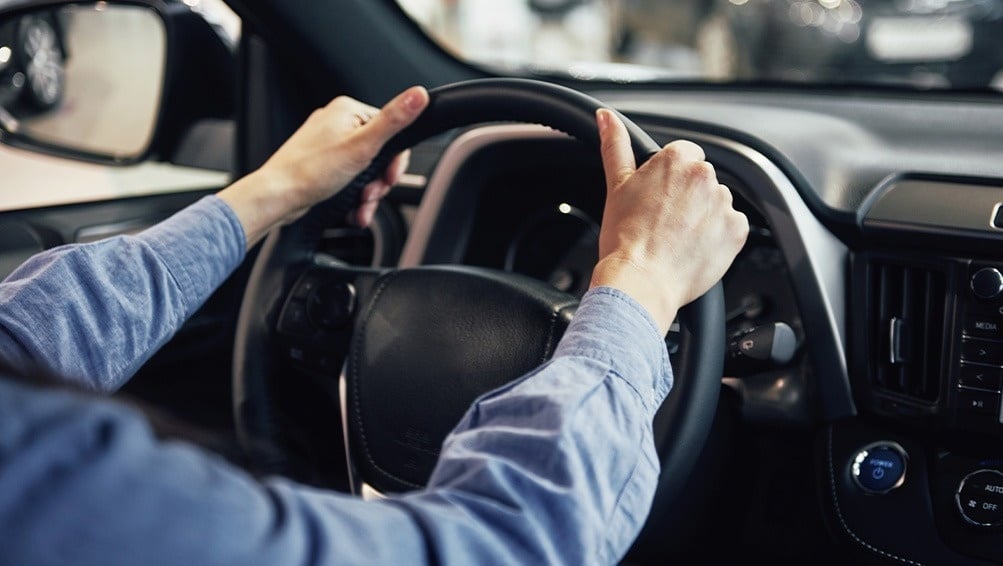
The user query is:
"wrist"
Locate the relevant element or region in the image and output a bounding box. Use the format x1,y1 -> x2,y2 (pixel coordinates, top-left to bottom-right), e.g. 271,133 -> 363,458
217,169 -> 297,248
589,256 -> 680,335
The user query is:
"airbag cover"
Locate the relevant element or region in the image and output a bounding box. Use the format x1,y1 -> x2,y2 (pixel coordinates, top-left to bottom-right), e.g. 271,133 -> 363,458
346,266 -> 578,492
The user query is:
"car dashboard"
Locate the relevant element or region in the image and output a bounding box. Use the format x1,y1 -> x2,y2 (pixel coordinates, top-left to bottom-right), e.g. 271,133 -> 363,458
386,89 -> 1003,563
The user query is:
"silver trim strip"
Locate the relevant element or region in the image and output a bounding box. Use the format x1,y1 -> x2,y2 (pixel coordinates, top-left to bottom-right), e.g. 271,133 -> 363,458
339,362 -> 392,500
990,202 -> 1003,231
360,483 -> 387,501
338,365 -> 360,496
396,173 -> 428,189
399,125 -> 570,268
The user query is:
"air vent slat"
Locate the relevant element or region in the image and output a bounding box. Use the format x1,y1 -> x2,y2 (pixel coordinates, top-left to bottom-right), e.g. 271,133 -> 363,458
866,260 -> 945,403
875,264 -> 891,388
920,271 -> 935,399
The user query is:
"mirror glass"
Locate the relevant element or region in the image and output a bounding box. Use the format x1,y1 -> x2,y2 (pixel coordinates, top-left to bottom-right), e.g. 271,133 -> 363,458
0,3 -> 165,160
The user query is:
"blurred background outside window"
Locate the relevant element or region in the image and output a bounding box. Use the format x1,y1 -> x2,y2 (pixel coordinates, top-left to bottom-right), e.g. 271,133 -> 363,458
397,0 -> 1003,90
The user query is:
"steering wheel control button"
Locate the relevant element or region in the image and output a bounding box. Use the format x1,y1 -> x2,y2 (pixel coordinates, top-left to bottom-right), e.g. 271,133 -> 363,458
957,389 -> 1001,416
851,442 -> 908,495
308,282 -> 356,329
278,300 -> 313,336
956,469 -> 1003,528
971,267 -> 1003,300
959,364 -> 1003,392
291,275 -> 321,299
961,338 -> 1003,365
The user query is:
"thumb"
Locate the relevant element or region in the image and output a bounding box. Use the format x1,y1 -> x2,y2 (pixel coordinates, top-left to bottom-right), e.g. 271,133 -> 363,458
597,109 -> 636,192
360,86 -> 430,150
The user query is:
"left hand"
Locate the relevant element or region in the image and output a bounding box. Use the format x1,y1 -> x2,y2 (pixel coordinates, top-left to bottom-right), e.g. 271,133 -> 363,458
219,86 -> 430,246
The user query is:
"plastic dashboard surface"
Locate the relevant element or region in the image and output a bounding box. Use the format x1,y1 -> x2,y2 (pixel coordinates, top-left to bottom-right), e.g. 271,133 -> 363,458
399,88 -> 1003,563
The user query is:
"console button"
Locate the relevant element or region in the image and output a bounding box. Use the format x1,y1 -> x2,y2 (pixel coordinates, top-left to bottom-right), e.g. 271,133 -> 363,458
965,314 -> 1003,341
961,338 -> 1003,365
957,389 -> 1001,416
956,469 -> 1003,527
959,364 -> 1003,391
972,267 -> 1003,300
851,442 -> 907,495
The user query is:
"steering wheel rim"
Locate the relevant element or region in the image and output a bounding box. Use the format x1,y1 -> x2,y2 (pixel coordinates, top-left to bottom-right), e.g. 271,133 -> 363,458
233,78 -> 724,530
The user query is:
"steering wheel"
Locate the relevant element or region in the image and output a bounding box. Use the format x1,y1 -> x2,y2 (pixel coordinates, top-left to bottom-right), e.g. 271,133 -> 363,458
233,78 -> 724,535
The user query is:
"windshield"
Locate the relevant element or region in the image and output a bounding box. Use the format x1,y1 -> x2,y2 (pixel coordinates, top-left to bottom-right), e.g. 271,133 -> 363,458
396,0 -> 1003,91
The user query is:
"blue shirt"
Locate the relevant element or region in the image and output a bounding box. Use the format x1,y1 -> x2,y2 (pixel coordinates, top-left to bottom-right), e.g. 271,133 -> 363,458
0,196 -> 673,565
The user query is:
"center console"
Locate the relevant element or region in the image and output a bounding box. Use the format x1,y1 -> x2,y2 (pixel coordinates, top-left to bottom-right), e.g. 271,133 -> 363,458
842,252 -> 1003,563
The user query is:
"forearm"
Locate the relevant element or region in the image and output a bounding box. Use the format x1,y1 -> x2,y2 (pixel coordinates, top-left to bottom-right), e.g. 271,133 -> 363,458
0,196 -> 245,391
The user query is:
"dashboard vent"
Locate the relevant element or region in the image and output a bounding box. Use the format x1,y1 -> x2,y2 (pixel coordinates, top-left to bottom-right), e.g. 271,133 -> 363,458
867,260 -> 947,403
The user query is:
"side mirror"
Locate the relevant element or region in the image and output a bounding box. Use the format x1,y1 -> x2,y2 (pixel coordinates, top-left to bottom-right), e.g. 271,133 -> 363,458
0,2 -> 165,163
0,0 -> 235,166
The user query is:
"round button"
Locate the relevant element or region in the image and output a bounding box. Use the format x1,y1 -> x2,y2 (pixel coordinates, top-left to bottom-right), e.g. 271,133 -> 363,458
971,267 -> 1003,300
956,469 -> 1003,528
851,442 -> 908,495
307,282 -> 356,329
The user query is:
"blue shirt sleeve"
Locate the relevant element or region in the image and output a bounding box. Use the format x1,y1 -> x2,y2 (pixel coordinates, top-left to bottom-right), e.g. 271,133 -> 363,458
0,196 -> 246,391
0,287 -> 673,565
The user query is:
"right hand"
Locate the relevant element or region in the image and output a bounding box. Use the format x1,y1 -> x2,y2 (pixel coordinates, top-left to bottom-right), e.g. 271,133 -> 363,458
589,109 -> 749,335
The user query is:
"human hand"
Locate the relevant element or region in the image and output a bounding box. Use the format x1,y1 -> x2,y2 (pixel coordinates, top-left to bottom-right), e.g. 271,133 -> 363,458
219,86 -> 430,246
589,109 -> 749,334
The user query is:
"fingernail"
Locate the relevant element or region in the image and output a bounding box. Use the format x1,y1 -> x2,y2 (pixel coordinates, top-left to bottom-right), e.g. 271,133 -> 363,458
404,87 -> 426,112
363,205 -> 377,226
596,109 -> 608,132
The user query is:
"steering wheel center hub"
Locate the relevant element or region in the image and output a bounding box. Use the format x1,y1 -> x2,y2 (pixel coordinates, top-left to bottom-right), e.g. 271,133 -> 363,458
347,266 -> 577,491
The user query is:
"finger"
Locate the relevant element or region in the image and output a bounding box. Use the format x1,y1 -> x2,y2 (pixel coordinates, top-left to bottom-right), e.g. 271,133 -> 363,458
661,139 -> 705,164
352,179 -> 391,227
597,109 -> 636,191
360,178 -> 391,204
383,150 -> 411,185
717,183 -> 733,207
354,199 -> 380,227
360,86 -> 430,150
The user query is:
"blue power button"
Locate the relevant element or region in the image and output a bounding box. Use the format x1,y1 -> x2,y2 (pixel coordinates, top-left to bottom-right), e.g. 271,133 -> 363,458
851,442 -> 908,495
